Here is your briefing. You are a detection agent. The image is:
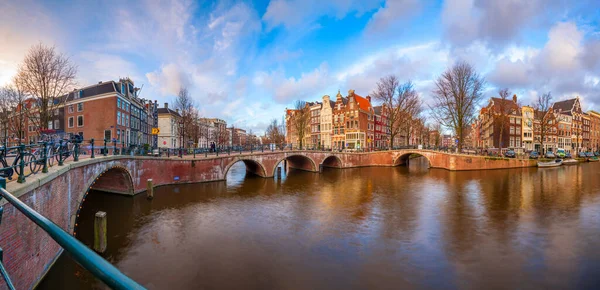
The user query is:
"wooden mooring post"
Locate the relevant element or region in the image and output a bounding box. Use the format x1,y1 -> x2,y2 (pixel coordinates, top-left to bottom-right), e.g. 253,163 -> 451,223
94,211 -> 107,253
147,179 -> 154,199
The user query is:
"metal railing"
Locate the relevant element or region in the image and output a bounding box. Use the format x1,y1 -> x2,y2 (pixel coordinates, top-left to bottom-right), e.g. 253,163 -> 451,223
0,178 -> 145,289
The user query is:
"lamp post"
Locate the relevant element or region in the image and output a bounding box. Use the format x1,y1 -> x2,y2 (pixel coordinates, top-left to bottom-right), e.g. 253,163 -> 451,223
178,119 -> 184,158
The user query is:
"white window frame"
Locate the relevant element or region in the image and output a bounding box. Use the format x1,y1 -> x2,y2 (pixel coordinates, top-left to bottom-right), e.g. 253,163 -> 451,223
68,117 -> 74,128
77,115 -> 84,127
77,103 -> 84,112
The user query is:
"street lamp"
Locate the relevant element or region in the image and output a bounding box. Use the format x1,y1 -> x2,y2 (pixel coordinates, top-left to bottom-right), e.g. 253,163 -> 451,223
178,119 -> 184,158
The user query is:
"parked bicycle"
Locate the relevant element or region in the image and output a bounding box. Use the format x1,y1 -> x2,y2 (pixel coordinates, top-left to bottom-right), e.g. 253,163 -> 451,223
0,145 -> 40,180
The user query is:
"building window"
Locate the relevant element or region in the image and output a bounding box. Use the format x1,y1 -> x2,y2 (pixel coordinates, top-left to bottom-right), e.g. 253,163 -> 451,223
54,120 -> 59,130
104,130 -> 111,141
68,117 -> 74,128
117,129 -> 121,141
117,99 -> 121,109
117,112 -> 121,125
77,103 -> 84,111
54,109 -> 59,116
68,105 -> 74,113
77,115 -> 84,127
48,120 -> 53,129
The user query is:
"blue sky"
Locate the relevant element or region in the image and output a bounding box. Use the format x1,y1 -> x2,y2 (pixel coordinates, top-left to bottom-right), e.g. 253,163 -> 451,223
1,0 -> 599,133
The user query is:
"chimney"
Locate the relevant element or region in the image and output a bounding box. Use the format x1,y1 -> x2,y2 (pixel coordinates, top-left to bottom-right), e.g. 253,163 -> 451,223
366,96 -> 371,103
513,94 -> 517,103
164,103 -> 168,109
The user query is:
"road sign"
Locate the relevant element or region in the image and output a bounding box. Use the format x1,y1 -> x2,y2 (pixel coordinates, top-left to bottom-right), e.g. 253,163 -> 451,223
152,128 -> 160,135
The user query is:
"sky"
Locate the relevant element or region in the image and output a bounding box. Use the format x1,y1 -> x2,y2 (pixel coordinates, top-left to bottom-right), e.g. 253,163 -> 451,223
1,0 -> 599,134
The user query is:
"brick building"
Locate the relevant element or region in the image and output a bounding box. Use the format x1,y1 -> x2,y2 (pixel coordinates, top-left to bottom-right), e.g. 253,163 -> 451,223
589,111 -> 600,152
331,90 -> 373,150
320,95 -> 335,149
553,97 -> 585,152
373,105 -> 389,149
309,102 -> 322,148
61,78 -> 154,145
479,94 -> 523,151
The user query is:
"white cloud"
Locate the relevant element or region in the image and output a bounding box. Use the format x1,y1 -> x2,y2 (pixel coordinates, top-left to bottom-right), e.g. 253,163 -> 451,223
487,22 -> 600,106
337,42 -> 449,95
441,0 -> 564,49
255,63 -> 332,103
365,0 -> 420,32
146,63 -> 191,96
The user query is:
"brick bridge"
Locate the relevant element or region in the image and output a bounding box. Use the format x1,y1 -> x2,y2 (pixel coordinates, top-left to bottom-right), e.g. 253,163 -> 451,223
0,150 -> 535,289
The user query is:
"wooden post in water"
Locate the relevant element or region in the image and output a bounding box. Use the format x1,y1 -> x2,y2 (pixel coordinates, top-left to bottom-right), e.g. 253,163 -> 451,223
94,211 -> 107,253
147,179 -> 154,199
277,167 -> 282,178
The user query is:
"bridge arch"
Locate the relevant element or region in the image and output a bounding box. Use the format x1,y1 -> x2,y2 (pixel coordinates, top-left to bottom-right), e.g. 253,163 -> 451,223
321,155 -> 343,168
394,152 -> 431,167
73,165 -> 134,234
273,154 -> 318,176
223,159 -> 268,178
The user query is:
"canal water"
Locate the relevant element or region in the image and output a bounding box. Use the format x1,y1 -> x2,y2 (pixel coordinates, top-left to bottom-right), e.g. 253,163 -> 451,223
40,158 -> 600,289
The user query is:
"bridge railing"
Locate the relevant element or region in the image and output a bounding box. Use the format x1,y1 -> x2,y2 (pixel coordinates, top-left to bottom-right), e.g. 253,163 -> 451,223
0,178 -> 145,290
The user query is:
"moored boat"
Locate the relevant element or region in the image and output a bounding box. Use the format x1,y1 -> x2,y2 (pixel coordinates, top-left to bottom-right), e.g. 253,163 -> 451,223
562,159 -> 579,165
537,159 -> 563,167
588,156 -> 599,162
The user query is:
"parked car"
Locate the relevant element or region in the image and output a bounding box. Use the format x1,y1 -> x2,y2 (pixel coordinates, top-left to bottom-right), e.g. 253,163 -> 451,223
555,148 -> 566,158
565,152 -> 572,159
529,151 -> 540,159
504,150 -> 516,158
578,152 -> 588,158
545,152 -> 556,159
595,152 -> 600,156
586,152 -> 594,157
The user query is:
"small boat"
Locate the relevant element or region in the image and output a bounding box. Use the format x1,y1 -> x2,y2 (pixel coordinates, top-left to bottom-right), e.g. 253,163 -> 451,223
537,159 -> 563,167
588,156 -> 599,162
562,159 -> 579,165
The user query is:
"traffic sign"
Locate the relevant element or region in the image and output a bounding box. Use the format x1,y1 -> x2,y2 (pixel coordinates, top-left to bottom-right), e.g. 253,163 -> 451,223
152,128 -> 160,135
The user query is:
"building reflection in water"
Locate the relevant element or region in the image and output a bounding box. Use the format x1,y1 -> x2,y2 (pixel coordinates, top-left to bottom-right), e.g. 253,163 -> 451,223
39,159 -> 600,290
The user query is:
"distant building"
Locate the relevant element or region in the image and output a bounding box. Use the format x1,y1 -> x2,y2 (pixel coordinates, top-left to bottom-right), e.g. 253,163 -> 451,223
157,103 -> 181,148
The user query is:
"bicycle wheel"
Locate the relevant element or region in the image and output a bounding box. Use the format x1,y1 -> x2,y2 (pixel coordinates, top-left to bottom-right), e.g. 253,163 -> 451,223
14,153 -> 37,177
47,148 -> 55,167
27,152 -> 41,174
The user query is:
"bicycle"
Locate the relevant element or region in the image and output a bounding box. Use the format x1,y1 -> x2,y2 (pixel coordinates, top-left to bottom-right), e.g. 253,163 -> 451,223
31,141 -> 55,168
0,145 -> 40,180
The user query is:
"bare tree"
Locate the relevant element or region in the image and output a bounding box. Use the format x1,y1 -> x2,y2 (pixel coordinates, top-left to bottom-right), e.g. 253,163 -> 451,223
292,100 -> 310,149
174,87 -> 200,148
431,122 -> 442,148
533,92 -> 555,154
266,118 -> 285,145
372,76 -> 421,148
496,88 -> 511,151
430,61 -> 485,151
15,43 -> 77,135
0,84 -> 28,145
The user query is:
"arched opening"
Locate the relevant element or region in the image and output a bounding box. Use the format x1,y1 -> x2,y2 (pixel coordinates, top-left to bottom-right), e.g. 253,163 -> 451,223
73,166 -> 134,235
321,155 -> 343,169
394,153 -> 431,169
273,155 -> 317,178
90,166 -> 135,195
224,159 -> 267,179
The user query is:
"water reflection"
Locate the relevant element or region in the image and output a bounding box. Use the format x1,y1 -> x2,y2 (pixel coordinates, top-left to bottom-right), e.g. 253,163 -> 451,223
40,158 -> 600,289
